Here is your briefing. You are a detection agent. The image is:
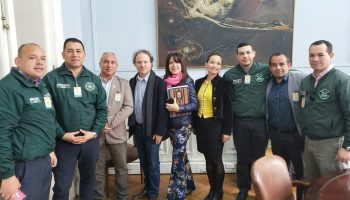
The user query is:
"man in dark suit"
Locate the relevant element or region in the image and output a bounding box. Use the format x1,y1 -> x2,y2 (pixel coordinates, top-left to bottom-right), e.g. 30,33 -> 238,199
266,52 -> 306,200
128,50 -> 168,200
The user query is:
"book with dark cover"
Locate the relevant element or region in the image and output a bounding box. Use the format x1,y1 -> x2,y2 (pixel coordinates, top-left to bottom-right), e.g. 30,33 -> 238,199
167,85 -> 190,117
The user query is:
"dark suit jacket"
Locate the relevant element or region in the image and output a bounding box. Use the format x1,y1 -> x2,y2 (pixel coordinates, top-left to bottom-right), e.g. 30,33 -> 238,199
194,75 -> 233,135
128,70 -> 168,137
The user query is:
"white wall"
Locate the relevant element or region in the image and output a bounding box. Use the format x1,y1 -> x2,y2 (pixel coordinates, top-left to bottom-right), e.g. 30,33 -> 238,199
293,0 -> 350,73
13,0 -> 45,47
60,0 -> 350,78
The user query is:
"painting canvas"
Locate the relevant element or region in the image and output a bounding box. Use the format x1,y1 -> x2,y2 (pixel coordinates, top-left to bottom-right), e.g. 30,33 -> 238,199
157,0 -> 294,68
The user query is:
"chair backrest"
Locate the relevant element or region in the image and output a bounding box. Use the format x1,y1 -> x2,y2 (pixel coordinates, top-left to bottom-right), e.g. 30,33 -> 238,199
251,155 -> 294,200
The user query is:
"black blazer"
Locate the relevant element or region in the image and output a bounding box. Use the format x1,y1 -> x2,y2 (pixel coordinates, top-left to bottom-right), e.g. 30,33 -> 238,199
128,70 -> 168,137
194,75 -> 233,135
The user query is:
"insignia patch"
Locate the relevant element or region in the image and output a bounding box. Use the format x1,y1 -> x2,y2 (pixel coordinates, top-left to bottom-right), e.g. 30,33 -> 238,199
85,82 -> 96,91
255,74 -> 264,83
232,79 -> 242,85
319,89 -> 330,100
56,83 -> 70,88
29,97 -> 41,104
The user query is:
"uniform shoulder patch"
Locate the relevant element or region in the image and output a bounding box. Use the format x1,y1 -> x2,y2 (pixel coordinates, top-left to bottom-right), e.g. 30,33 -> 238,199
319,89 -> 330,100
255,73 -> 264,83
85,82 -> 96,91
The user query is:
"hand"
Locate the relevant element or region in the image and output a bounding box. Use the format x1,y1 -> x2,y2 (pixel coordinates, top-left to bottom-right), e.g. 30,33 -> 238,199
62,131 -> 83,144
166,97 -> 179,112
153,134 -> 163,144
103,125 -> 111,134
222,134 -> 231,143
79,129 -> 97,142
0,176 -> 20,200
336,148 -> 350,163
49,152 -> 57,167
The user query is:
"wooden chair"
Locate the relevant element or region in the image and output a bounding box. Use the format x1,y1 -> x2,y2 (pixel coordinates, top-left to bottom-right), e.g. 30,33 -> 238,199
304,169 -> 350,200
251,155 -> 295,200
105,143 -> 142,197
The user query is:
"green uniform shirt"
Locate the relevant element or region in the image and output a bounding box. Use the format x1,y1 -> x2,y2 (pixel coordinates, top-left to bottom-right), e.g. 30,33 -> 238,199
301,68 -> 350,148
0,68 -> 60,179
43,64 -> 107,137
223,63 -> 270,119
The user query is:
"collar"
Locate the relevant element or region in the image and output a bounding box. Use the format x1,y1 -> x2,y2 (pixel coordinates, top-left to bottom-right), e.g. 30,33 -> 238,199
100,74 -> 115,84
137,72 -> 150,82
312,64 -> 334,79
58,63 -> 88,77
16,67 -> 42,86
272,74 -> 289,83
237,62 -> 257,74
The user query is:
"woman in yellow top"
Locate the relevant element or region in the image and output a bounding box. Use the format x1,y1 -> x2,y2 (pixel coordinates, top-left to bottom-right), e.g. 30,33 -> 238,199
194,53 -> 233,200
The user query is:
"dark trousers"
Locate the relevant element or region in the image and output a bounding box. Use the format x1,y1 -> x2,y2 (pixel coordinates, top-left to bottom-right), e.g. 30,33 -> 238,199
134,125 -> 160,199
269,126 -> 304,179
53,139 -> 99,200
15,155 -> 52,200
269,126 -> 304,200
233,118 -> 268,191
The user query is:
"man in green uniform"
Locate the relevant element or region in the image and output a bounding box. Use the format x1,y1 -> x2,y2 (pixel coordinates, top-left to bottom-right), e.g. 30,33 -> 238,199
44,38 -> 107,200
0,43 -> 60,200
301,40 -> 350,182
223,42 -> 270,200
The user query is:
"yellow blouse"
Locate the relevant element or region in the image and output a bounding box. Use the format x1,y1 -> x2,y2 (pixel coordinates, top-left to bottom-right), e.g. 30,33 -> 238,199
197,80 -> 213,118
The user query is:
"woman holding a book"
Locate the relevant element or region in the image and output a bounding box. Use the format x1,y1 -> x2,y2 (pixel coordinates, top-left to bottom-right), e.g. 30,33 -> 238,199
164,51 -> 198,200
194,53 -> 233,200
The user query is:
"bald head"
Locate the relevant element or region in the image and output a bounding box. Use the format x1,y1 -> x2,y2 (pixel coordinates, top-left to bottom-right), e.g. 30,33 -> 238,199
17,43 -> 42,58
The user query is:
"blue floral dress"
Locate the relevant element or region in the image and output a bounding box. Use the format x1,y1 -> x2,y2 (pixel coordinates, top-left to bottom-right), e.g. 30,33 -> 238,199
167,125 -> 196,200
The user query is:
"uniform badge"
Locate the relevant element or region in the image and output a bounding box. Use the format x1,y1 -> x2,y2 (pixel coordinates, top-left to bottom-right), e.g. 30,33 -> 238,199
255,74 -> 264,83
85,82 -> 96,91
319,89 -> 330,100
232,79 -> 242,85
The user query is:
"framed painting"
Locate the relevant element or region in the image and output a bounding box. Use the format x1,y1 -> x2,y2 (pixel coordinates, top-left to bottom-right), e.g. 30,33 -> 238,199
157,0 -> 294,68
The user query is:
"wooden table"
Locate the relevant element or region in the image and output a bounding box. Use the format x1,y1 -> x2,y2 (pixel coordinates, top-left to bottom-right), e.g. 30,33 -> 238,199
304,169 -> 350,200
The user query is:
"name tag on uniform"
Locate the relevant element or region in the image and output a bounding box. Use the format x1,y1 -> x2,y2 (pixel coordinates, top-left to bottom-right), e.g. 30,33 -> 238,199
56,83 -> 70,88
244,75 -> 251,84
74,87 -> 82,97
44,96 -> 53,109
292,92 -> 299,102
114,92 -> 121,102
300,91 -> 306,108
29,97 -> 41,104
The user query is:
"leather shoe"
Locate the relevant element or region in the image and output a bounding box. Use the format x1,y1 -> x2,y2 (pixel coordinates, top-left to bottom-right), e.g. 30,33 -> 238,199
236,191 -> 248,200
132,188 -> 147,199
212,190 -> 223,200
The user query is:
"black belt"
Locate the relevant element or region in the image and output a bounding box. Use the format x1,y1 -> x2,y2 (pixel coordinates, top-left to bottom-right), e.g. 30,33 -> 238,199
135,122 -> 143,128
271,125 -> 297,133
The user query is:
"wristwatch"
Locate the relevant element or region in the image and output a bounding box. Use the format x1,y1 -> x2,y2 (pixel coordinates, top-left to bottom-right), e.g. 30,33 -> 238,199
346,147 -> 350,151
92,132 -> 97,139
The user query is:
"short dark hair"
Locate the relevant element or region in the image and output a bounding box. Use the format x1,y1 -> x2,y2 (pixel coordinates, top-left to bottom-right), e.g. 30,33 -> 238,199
132,49 -> 154,65
63,38 -> 85,51
268,52 -> 290,66
310,40 -> 333,54
206,52 -> 223,64
164,51 -> 188,82
236,42 -> 253,54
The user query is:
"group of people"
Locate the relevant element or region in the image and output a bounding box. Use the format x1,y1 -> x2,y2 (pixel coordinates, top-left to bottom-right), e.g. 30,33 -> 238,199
0,38 -> 350,200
